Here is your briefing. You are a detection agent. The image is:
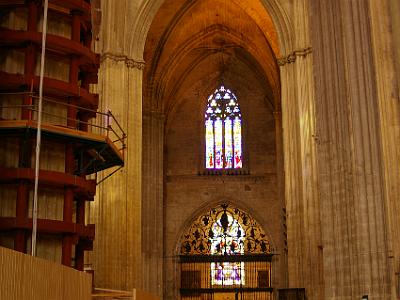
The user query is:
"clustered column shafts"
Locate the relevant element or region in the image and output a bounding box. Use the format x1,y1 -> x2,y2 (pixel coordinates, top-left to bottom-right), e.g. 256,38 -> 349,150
0,0 -> 106,270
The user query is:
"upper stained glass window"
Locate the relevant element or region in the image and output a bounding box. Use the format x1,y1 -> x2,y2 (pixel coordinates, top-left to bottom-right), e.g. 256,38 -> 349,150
205,86 -> 242,169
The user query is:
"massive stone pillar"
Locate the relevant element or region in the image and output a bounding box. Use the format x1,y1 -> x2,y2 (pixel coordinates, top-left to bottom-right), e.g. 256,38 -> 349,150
88,0 -> 144,291
277,0 -> 323,299
90,55 -> 143,290
310,0 -> 395,298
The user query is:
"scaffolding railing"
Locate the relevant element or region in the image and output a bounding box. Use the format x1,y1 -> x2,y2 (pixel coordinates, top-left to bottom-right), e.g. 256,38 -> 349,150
0,91 -> 126,158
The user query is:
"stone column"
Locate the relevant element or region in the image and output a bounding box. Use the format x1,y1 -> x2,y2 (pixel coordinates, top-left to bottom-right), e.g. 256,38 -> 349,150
273,110 -> 288,289
142,109 -> 164,297
86,0 -> 146,291
280,52 -> 322,299
310,0 -> 393,298
90,55 -> 143,291
278,0 -> 323,298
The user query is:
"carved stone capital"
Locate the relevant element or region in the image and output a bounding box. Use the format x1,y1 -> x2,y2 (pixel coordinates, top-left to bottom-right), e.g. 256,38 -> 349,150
277,47 -> 312,66
101,52 -> 146,70
125,58 -> 146,70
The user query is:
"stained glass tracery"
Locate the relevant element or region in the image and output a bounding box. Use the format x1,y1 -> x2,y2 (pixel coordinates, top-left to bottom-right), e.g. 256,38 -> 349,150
205,86 -> 242,169
210,212 -> 245,285
180,204 -> 272,286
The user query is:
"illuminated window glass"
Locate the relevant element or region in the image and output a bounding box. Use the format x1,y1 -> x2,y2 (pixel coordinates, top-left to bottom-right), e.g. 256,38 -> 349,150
205,86 -> 242,169
233,117 -> 242,168
180,204 -> 272,288
224,118 -> 233,169
205,119 -> 214,168
210,211 -> 245,286
215,118 -> 223,169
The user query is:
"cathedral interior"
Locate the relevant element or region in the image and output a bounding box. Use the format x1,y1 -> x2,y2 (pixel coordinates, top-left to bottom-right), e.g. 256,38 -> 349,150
0,0 -> 399,300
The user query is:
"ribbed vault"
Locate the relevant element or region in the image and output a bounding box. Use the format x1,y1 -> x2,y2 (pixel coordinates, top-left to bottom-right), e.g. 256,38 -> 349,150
143,0 -> 281,117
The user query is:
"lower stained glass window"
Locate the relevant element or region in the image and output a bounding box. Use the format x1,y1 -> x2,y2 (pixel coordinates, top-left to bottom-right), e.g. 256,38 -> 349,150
211,261 -> 245,285
180,204 -> 273,291
210,211 -> 245,286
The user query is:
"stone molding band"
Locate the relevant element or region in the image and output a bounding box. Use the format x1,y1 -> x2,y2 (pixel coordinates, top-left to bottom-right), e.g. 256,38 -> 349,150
101,52 -> 146,70
277,47 -> 312,66
101,48 -> 312,69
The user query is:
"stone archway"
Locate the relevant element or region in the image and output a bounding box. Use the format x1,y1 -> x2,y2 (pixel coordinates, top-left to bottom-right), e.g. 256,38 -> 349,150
129,0 -> 294,63
132,1 -> 321,295
135,0 -> 319,299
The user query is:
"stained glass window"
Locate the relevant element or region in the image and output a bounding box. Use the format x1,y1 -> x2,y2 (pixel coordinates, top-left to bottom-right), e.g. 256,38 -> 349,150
210,211 -> 245,286
205,86 -> 242,169
180,205 -> 272,299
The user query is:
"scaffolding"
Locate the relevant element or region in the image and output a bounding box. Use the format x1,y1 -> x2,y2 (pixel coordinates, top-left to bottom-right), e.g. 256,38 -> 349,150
0,0 -> 125,270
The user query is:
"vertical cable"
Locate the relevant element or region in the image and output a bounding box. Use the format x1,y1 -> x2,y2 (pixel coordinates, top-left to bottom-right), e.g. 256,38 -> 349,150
31,0 -> 48,256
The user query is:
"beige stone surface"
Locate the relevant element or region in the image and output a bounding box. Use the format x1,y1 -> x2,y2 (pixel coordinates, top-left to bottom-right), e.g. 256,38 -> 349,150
89,57 -> 143,290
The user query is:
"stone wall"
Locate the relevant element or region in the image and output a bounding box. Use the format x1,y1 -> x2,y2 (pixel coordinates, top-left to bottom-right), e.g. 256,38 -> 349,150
163,64 -> 284,299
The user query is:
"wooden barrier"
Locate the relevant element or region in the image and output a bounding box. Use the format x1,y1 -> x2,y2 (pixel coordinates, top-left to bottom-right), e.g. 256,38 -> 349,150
0,246 -> 91,300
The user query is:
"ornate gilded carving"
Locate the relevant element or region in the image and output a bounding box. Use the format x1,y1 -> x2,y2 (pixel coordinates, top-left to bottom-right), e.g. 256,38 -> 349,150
180,203 -> 271,255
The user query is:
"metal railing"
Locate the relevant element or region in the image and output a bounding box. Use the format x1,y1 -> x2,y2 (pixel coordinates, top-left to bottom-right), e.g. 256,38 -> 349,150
0,91 -> 126,157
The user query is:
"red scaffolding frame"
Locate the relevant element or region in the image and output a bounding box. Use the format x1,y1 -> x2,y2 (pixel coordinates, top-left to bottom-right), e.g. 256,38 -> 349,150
0,0 -> 124,270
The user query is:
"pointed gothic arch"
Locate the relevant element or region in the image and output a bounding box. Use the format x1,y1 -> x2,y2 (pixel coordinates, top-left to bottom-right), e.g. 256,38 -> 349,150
180,203 -> 272,256
135,0 -> 317,298
130,0 -> 293,63
179,203 -> 273,298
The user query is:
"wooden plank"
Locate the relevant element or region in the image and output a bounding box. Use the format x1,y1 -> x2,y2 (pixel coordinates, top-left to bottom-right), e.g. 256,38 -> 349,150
0,246 -> 91,300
